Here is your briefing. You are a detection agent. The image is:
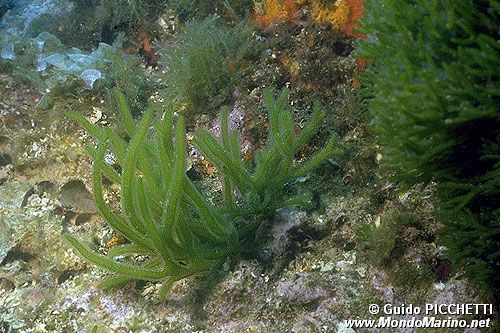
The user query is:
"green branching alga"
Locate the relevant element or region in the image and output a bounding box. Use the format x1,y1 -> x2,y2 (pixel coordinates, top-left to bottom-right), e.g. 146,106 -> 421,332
66,88 -> 336,299
357,0 -> 500,296
158,16 -> 258,113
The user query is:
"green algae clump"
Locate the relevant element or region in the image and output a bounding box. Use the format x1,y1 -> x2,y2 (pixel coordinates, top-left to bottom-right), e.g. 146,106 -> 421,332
65,88 -> 335,299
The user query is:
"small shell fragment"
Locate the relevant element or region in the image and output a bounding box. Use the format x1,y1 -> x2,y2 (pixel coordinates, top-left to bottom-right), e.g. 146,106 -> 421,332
80,69 -> 102,89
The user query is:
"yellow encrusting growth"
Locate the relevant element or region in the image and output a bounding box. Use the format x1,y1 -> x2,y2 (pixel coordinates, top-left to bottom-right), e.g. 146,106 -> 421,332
311,0 -> 365,38
253,0 -> 298,28
312,0 -> 350,27
264,0 -> 290,19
